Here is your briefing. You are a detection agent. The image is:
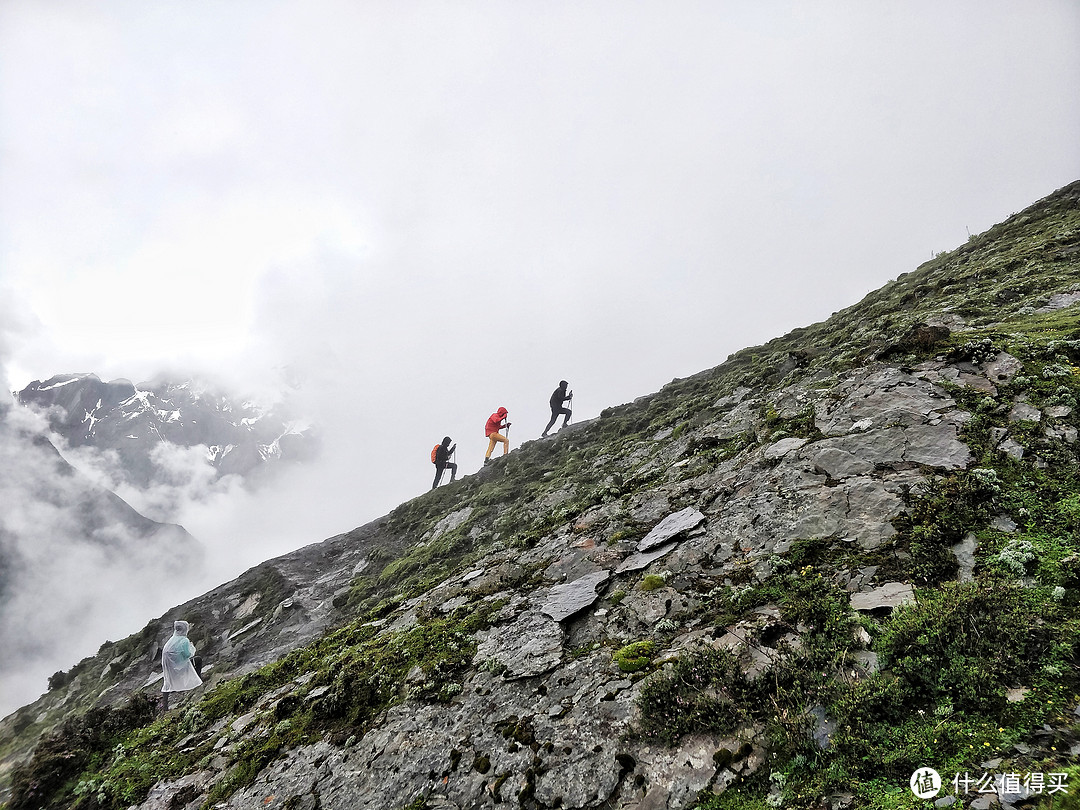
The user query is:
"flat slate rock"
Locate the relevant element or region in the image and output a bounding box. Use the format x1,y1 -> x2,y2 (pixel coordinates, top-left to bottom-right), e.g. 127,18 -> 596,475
615,541 -> 679,574
998,437 -> 1025,459
1037,289 -> 1080,312
763,436 -> 808,460
902,424 -> 972,469
951,533 -> 977,583
540,570 -> 611,621
1009,402 -> 1042,423
850,582 -> 915,612
638,507 -> 706,551
983,351 -> 1024,384
475,611 -> 564,678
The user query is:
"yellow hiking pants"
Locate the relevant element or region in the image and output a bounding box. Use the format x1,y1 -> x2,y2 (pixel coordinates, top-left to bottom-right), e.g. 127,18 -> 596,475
485,432 -> 509,457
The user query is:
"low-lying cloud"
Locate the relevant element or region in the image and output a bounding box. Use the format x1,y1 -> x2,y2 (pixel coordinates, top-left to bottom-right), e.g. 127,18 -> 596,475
0,405 -> 205,717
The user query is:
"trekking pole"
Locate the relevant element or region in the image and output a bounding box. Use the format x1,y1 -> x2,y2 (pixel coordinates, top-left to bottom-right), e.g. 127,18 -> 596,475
569,392 -> 573,424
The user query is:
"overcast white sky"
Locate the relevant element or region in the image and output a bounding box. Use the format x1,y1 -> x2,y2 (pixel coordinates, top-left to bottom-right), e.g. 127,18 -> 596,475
0,1 -> 1079,707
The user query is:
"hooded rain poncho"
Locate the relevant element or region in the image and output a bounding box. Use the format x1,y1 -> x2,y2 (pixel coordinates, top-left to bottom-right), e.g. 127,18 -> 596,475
161,620 -> 203,693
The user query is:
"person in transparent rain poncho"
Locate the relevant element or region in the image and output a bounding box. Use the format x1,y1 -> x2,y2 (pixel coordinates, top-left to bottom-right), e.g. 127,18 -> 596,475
160,620 -> 203,709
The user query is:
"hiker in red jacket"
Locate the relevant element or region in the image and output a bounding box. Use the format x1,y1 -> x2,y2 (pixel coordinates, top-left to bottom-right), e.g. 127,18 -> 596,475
484,407 -> 511,464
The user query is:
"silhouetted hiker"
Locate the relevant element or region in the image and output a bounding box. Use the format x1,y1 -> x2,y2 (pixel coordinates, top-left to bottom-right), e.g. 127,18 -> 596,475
541,381 -> 572,437
484,407 -> 511,464
160,620 -> 202,711
432,436 -> 457,489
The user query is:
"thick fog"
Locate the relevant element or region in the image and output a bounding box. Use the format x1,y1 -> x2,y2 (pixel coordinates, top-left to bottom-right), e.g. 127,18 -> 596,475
1,0 -> 1079,716
0,403 -> 206,716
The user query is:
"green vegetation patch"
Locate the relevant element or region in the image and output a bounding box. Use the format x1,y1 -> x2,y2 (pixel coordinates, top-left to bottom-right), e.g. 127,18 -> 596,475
648,563 -> 1078,807
8,602 -> 499,810
873,581 -> 1076,718
7,693 -> 157,810
613,641 -> 657,673
638,646 -> 759,745
640,574 -> 667,592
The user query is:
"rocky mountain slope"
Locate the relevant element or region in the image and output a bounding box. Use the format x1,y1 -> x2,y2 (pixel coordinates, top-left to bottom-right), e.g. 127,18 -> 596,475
2,181 -> 1080,810
16,374 -> 316,488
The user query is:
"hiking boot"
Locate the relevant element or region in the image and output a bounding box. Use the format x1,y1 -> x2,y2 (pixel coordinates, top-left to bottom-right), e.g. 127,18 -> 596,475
484,457 -> 491,466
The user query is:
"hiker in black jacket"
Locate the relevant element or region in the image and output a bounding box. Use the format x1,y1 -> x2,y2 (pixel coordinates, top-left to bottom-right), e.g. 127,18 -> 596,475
541,381 -> 572,437
432,437 -> 457,489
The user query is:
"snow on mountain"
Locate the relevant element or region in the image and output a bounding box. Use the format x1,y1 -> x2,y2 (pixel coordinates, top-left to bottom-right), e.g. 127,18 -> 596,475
16,374 -> 318,489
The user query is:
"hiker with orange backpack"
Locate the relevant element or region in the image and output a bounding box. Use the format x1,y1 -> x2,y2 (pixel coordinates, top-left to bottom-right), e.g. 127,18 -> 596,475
431,437 -> 457,489
484,407 -> 511,464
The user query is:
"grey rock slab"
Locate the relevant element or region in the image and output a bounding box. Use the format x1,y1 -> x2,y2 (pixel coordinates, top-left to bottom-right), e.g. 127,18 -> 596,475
1009,402 -> 1042,423
531,735 -> 624,808
638,507 -> 706,551
616,541 -> 680,573
983,352 -> 1024,384
815,369 -> 955,435
957,372 -> 997,394
914,364 -> 959,386
771,383 -> 825,419
850,582 -> 915,612
712,386 -> 753,409
998,438 -> 1025,459
951,533 -> 977,583
476,611 -> 564,678
763,436 -> 809,460
809,447 -> 874,479
902,424 -> 972,468
231,710 -> 258,734
634,735 -> 726,810
227,617 -> 263,640
705,464 -> 904,555
991,515 -> 1018,533
811,428 -> 907,467
701,398 -> 761,440
630,492 -> 674,524
131,770 -> 216,810
543,549 -> 604,583
840,478 -> 905,550
1046,425 -> 1079,443
436,595 -> 470,614
1045,405 -> 1073,418
926,312 -> 967,330
427,506 -> 474,541
853,650 -> 879,674
540,570 -> 611,621
808,704 -> 836,750
1037,289 -> 1080,312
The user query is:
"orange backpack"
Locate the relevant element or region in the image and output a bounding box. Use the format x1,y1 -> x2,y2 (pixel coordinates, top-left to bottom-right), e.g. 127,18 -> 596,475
431,444 -> 440,464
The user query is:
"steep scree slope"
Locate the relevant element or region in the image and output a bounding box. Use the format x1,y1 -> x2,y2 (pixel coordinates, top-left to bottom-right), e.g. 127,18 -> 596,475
2,181 -> 1080,810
